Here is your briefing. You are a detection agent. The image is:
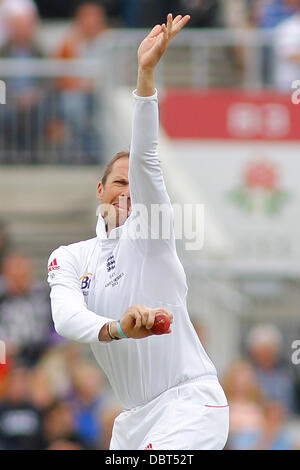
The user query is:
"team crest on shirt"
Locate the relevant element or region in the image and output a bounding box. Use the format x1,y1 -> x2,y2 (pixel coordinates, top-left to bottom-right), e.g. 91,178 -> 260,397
106,254 -> 116,272
80,273 -> 93,296
105,254 -> 125,288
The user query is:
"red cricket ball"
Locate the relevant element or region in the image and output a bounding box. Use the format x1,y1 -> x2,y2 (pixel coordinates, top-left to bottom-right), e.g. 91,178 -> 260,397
152,313 -> 171,335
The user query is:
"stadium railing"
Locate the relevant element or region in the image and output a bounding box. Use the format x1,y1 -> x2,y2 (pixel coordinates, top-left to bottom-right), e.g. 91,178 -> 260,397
0,28 -> 276,165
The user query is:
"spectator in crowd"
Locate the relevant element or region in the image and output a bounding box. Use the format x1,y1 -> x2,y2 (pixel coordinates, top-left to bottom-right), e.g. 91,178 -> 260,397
0,1 -> 50,162
0,366 -> 43,449
69,362 -> 106,449
272,0 -> 300,90
246,323 -> 295,414
54,0 -> 108,163
28,366 -> 55,411
221,0 -> 297,85
41,400 -> 86,449
0,254 -> 54,367
222,360 -> 265,450
26,343 -> 122,449
0,0 -> 36,47
252,0 -> 298,85
217,1 -> 254,86
57,1 -> 108,62
255,401 -> 294,450
253,0 -> 297,28
34,342 -> 92,402
221,0 -> 253,28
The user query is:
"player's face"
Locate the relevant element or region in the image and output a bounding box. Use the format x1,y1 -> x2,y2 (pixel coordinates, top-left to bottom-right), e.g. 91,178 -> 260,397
97,158 -> 131,228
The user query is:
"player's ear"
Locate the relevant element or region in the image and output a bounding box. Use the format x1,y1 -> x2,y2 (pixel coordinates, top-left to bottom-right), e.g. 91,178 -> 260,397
97,181 -> 104,201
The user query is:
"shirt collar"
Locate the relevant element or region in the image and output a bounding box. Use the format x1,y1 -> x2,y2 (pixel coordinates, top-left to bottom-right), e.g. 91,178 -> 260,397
96,215 -> 125,241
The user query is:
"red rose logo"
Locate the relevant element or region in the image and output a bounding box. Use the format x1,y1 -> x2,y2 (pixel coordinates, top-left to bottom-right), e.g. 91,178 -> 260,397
228,158 -> 290,216
245,161 -> 278,190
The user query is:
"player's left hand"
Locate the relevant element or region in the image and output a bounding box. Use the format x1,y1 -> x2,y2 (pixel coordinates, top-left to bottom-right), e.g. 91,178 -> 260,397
138,13 -> 190,71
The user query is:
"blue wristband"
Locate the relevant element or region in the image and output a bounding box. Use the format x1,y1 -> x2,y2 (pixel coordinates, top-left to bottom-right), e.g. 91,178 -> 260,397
116,320 -> 128,339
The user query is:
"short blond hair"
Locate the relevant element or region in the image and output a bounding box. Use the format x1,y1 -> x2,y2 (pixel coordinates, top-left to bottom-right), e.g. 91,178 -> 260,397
102,151 -> 129,186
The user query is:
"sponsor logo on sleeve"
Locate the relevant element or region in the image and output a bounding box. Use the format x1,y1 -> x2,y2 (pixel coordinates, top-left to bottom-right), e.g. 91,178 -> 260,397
48,258 -> 60,272
80,273 -> 93,296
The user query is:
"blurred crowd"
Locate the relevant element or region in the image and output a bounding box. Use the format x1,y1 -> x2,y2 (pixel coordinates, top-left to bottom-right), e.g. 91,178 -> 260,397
0,1 -> 300,448
223,323 -> 299,450
0,0 -> 109,164
30,0 -> 300,29
0,0 -> 299,163
0,223 -> 122,450
0,222 -> 300,450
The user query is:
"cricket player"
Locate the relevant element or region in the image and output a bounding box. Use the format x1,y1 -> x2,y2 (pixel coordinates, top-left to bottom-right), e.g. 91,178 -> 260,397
48,13 -> 229,450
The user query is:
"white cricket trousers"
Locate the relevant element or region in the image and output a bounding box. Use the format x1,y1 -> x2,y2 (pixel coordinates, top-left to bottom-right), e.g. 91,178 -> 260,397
110,375 -> 229,450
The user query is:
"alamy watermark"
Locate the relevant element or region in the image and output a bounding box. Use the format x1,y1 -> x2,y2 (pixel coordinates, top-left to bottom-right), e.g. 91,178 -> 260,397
291,80 -> 300,104
96,202 -> 205,251
291,340 -> 300,365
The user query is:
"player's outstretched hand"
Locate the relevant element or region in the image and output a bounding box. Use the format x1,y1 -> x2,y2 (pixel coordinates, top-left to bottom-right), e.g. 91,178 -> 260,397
120,305 -> 173,339
138,13 -> 190,71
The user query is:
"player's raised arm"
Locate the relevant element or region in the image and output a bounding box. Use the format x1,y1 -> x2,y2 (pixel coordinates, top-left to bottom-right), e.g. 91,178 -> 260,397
136,14 -> 190,97
129,14 -> 190,213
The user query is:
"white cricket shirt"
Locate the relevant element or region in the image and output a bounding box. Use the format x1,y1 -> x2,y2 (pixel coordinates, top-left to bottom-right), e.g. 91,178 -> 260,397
48,90 -> 217,410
